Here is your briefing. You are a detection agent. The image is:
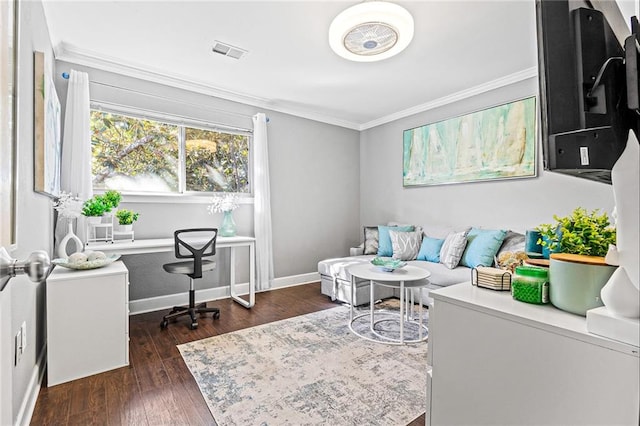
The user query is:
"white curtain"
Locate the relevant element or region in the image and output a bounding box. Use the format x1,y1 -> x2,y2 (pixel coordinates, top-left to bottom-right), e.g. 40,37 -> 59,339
55,70 -> 92,251
252,113 -> 274,291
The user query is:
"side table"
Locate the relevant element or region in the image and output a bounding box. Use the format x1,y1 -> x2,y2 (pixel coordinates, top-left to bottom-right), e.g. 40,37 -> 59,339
46,261 -> 129,386
347,263 -> 431,344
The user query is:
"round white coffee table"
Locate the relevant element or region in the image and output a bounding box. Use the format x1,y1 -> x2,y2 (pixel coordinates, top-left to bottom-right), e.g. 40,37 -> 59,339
346,263 -> 431,345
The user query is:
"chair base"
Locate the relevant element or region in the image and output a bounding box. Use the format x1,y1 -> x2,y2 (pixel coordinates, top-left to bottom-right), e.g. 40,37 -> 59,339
160,289 -> 220,330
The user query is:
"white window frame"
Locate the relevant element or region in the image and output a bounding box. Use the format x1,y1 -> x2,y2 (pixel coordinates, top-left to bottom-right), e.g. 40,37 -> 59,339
90,102 -> 254,204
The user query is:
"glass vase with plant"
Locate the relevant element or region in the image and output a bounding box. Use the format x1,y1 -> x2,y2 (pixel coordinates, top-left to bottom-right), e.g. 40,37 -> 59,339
207,193 -> 239,237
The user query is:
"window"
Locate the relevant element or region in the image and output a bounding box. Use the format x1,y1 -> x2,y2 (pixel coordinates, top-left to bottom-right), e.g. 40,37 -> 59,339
90,109 -> 250,194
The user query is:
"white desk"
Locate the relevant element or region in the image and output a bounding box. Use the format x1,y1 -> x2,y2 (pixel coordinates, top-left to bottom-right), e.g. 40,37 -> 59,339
88,236 -> 256,308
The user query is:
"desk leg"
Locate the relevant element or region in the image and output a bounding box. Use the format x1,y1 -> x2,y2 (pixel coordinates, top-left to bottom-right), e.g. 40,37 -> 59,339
229,242 -> 256,308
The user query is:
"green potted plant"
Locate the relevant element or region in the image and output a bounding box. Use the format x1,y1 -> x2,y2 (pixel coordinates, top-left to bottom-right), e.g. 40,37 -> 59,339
536,207 -> 616,257
115,209 -> 139,231
535,207 -> 617,316
102,190 -> 122,213
81,195 -> 109,224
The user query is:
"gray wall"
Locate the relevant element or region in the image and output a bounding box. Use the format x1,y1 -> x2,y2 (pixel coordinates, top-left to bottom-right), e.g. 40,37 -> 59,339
54,61 -> 361,300
9,1 -> 56,423
360,78 -> 615,233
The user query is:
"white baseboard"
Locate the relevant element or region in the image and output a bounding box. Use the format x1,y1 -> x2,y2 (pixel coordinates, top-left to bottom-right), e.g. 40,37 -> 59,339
271,272 -> 320,290
129,272 -> 320,315
15,344 -> 46,426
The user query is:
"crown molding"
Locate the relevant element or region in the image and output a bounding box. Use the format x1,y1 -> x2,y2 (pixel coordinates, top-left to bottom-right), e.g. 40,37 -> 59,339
359,67 -> 538,131
53,43 -> 362,130
54,43 -> 536,132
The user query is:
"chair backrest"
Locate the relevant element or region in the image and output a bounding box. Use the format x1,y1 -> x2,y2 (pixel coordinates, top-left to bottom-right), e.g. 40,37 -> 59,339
173,228 -> 218,279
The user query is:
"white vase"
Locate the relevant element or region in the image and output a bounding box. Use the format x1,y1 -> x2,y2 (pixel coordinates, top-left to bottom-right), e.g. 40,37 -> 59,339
57,219 -> 84,258
119,224 -> 133,232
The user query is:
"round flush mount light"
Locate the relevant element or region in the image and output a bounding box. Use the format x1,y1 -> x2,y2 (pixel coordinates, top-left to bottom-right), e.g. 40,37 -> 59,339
329,1 -> 414,62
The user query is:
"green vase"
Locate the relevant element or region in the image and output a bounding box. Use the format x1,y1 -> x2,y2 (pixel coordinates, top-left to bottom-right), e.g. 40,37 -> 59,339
549,254 -> 617,316
219,210 -> 236,237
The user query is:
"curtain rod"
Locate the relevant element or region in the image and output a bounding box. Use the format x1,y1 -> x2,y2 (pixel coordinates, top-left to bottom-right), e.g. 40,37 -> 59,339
91,100 -> 253,135
60,72 -> 269,123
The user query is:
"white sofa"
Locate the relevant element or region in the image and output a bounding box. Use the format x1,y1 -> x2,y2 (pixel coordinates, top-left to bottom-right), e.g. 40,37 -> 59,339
318,224 -> 525,306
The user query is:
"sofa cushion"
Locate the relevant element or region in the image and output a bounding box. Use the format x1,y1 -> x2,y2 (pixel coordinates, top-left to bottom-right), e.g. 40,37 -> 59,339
378,225 -> 414,257
363,226 -> 379,255
440,229 -> 470,269
411,261 -> 471,287
390,230 -> 422,260
497,230 -> 526,257
317,255 -> 375,282
460,228 -> 508,268
417,236 -> 445,262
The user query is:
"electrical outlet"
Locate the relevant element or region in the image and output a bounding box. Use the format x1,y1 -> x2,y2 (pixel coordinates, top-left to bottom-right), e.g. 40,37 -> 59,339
20,321 -> 26,353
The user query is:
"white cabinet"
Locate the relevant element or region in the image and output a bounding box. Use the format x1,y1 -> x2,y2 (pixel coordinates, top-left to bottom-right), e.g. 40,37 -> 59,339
46,261 -> 129,386
427,283 -> 639,426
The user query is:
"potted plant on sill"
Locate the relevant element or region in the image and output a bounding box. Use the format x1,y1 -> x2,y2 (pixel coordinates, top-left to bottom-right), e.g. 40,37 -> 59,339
81,195 -> 109,224
536,207 -> 617,316
115,209 -> 139,232
102,190 -> 122,214
81,190 -> 122,223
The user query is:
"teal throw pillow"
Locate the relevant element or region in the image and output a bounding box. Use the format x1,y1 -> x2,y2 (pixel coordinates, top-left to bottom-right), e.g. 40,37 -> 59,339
460,228 -> 508,268
417,237 -> 445,262
377,225 -> 414,257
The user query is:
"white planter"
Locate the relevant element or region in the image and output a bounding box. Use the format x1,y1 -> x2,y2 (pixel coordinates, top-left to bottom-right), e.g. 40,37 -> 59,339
549,253 -> 617,316
118,224 -> 133,232
86,216 -> 103,225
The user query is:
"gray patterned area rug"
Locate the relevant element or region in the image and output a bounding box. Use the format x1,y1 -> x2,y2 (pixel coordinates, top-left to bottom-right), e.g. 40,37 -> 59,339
178,305 -> 428,426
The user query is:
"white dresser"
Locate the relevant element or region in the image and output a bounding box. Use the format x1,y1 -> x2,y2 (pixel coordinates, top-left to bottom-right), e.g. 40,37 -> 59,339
427,283 -> 639,426
46,261 -> 129,386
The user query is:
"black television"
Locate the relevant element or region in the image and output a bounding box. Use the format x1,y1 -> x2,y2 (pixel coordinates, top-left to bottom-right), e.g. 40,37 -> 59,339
536,0 -> 639,184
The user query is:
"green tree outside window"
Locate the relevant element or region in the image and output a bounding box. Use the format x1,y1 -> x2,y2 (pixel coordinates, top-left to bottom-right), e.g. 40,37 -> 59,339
90,110 -> 250,194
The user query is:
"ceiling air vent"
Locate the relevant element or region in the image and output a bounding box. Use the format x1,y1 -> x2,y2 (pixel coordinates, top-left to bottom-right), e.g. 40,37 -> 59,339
212,41 -> 248,60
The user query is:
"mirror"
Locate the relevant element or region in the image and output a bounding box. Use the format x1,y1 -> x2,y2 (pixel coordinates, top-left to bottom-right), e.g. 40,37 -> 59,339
0,0 -> 17,248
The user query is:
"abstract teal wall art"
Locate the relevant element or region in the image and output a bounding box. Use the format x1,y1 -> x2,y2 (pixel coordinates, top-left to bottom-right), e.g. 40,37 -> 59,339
403,96 -> 537,187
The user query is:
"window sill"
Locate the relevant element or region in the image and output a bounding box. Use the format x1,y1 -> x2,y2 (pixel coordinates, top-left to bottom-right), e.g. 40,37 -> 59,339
105,193 -> 255,205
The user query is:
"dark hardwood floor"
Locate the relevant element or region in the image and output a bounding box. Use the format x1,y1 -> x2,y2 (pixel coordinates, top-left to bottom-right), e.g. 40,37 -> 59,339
31,282 -> 425,425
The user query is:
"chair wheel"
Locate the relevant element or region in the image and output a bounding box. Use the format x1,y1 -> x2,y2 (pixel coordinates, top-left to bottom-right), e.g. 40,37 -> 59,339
189,322 -> 198,330
160,319 -> 168,329
213,312 -> 220,320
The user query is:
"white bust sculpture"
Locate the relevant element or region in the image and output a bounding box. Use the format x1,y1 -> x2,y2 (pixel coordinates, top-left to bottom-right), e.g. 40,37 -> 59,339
602,131 -> 640,318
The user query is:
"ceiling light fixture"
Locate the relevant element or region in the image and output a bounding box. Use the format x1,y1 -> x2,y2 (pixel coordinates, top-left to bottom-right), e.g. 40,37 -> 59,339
329,1 -> 414,62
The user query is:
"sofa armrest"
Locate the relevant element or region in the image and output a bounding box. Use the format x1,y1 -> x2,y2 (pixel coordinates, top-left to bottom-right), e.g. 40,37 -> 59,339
350,245 -> 365,256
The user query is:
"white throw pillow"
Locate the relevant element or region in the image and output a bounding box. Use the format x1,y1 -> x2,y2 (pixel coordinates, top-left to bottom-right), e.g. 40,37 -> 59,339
389,230 -> 422,261
440,229 -> 470,269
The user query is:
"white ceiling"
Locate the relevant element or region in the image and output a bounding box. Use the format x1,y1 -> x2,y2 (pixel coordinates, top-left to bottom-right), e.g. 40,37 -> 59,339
41,1 -> 540,130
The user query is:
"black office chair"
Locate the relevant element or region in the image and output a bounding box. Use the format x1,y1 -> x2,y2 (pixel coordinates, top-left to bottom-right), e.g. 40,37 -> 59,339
160,228 -> 221,330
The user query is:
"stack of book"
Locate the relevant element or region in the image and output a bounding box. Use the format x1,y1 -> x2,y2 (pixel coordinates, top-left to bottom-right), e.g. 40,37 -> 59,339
473,266 -> 511,291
